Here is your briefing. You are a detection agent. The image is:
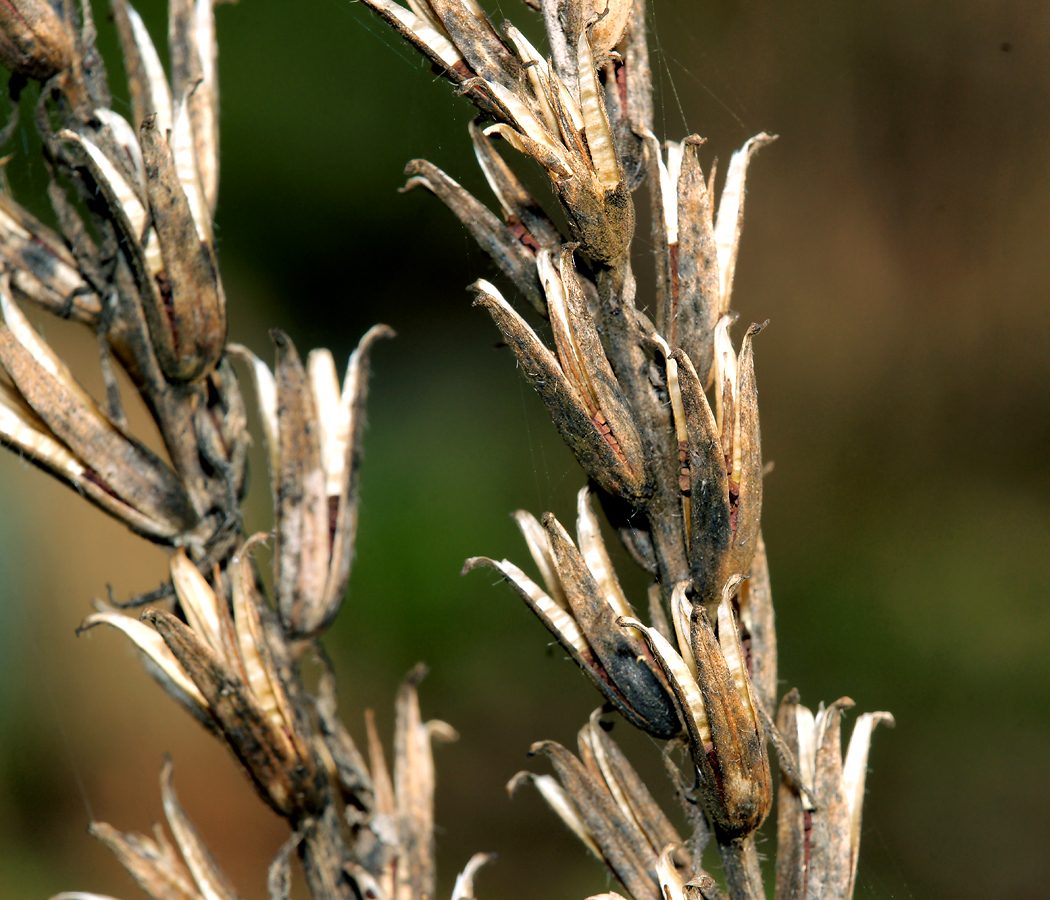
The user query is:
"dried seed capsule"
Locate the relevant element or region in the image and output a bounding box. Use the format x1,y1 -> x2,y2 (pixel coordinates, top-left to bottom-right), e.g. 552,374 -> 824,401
0,0 -> 72,81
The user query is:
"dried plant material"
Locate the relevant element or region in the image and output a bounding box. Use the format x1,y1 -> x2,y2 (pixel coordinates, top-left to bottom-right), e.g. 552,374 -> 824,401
670,321 -> 766,614
465,490 -> 680,739
0,0 -> 73,80
138,113 -> 226,383
776,691 -> 894,900
735,534 -> 776,716
450,852 -> 496,900
394,665 -> 458,900
89,820 -> 204,900
713,134 -> 776,314
471,275 -> 648,502
402,158 -> 545,313
583,0 -> 633,55
113,0 -> 175,136
159,759 -> 244,900
0,194 -> 101,324
232,325 -> 392,637
622,579 -> 771,840
579,711 -> 683,860
363,0 -> 634,262
469,119 -> 563,254
0,278 -> 195,539
525,740 -> 661,900
2,4 -> 895,900
168,0 -> 220,216
266,832 -> 302,900
89,760 -> 242,900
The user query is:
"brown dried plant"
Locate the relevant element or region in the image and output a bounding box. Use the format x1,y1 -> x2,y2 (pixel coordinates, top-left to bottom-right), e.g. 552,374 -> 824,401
0,2 -> 891,900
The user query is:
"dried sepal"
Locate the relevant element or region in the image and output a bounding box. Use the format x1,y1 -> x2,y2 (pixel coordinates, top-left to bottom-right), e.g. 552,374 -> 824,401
578,711 -> 683,864
450,852 -> 496,900
358,0 -> 468,76
461,555 -> 590,656
471,280 -> 646,501
77,608 -> 209,721
426,0 -> 520,89
226,343 -> 277,477
394,665 -> 458,900
0,281 -> 195,539
169,0 -> 219,217
89,820 -> 202,900
159,758 -> 243,900
713,133 -> 776,314
528,740 -> 661,900
86,758 -> 244,900
736,533 -> 776,716
511,509 -> 569,610
508,770 -> 603,859
51,894 -> 126,900
314,323 -> 393,633
0,192 -> 101,324
543,511 -> 679,738
138,113 -> 226,383
143,607 -> 323,817
112,0 -> 175,137
775,689 -> 805,900
266,832 -> 301,900
674,136 -> 720,380
271,328 -> 330,633
575,486 -> 630,620
313,676 -> 375,809
778,692 -> 893,900
403,158 -> 545,314
469,117 -> 563,254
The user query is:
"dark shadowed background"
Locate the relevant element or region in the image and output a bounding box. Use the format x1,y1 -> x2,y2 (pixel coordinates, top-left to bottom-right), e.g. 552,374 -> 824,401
1,1 -> 1047,898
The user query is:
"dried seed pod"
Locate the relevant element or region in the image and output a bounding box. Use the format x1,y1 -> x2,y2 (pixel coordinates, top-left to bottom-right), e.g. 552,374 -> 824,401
0,193 -> 101,325
81,545 -> 323,817
0,0 -> 72,80
623,578 -> 772,841
0,279 -> 195,540
522,740 -> 661,900
465,488 -> 679,739
669,321 -> 765,613
472,276 -> 649,503
144,606 -> 325,816
776,691 -> 894,900
138,113 -> 226,383
232,325 -> 392,637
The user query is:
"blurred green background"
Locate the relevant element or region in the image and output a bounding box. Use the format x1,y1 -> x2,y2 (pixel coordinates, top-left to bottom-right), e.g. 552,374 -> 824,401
1,1 -> 1048,898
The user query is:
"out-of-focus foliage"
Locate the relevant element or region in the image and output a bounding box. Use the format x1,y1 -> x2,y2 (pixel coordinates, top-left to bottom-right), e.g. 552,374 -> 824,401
0,1 -> 1046,899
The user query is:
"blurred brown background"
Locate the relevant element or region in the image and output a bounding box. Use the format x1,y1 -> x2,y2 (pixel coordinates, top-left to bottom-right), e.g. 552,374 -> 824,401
1,1 -> 1048,898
